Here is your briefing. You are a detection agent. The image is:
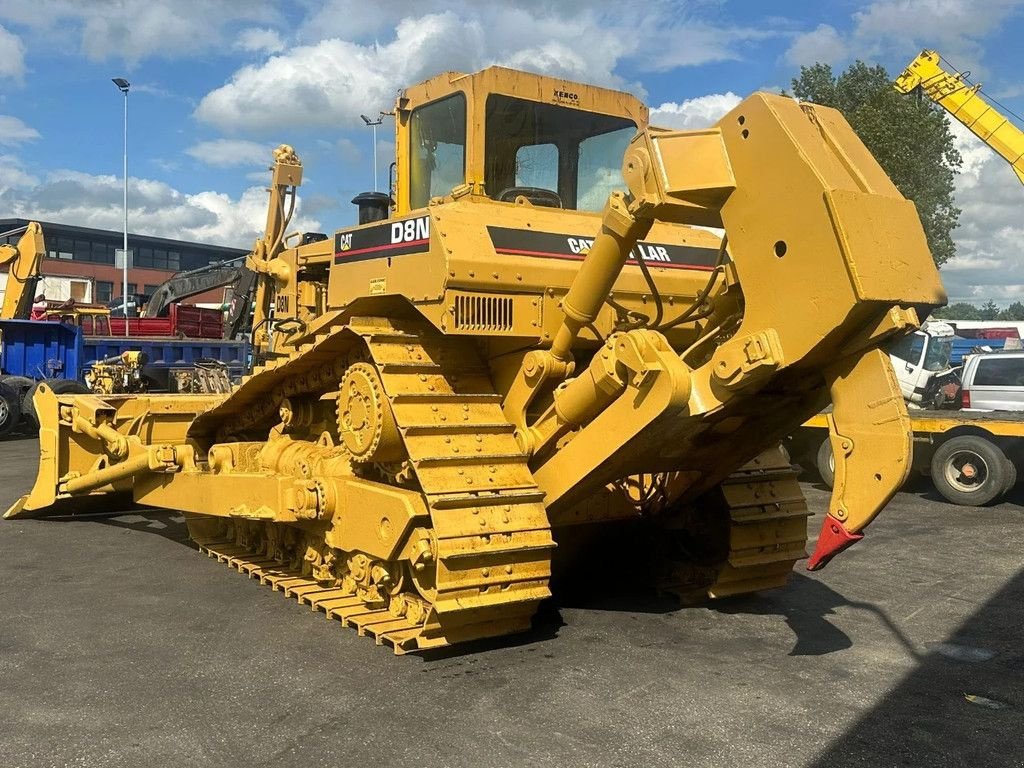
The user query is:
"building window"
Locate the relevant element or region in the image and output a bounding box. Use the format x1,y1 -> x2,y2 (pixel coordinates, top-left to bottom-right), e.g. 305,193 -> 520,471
56,237 -> 74,260
91,242 -> 114,265
144,284 -> 161,295
96,281 -> 114,303
133,246 -> 181,270
126,283 -> 137,296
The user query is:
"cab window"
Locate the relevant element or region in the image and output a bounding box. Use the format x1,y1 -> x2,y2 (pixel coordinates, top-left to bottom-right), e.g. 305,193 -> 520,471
889,333 -> 925,365
409,94 -> 467,209
973,357 -> 1024,386
485,94 -> 636,211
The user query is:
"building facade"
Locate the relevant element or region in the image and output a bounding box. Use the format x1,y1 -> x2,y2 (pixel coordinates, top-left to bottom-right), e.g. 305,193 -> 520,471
0,218 -> 249,305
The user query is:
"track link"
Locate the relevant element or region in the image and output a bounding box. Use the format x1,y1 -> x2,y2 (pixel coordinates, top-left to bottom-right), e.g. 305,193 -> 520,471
661,446 -> 810,600
191,535 -> 447,653
184,316 -> 554,653
356,319 -> 554,644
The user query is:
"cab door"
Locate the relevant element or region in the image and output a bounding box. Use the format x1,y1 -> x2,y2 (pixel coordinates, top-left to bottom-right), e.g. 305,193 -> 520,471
888,331 -> 928,404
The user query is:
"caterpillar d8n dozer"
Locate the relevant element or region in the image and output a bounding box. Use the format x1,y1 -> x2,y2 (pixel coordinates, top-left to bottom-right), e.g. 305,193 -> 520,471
7,67 -> 945,653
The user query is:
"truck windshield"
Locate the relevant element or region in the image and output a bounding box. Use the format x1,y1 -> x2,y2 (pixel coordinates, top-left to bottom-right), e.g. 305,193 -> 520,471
889,333 -> 925,366
484,95 -> 637,211
923,337 -> 953,371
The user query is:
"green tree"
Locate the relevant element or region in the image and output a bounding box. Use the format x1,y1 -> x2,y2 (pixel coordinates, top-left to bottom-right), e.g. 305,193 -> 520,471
792,62 -> 962,266
933,302 -> 982,320
979,300 -> 1001,320
997,301 -> 1024,321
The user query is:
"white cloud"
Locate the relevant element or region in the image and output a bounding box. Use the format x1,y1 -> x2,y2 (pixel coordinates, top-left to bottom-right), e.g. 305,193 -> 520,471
0,24 -> 26,81
0,154 -> 39,193
631,21 -> 778,72
0,1 -> 277,64
186,138 -> 273,168
649,93 -> 742,130
235,27 -> 285,55
853,0 -> 1024,48
783,1 -> 1024,78
195,13 -> 484,132
0,168 -> 320,248
195,4 -> 785,133
0,115 -> 39,144
784,24 -> 849,67
939,120 -> 1024,303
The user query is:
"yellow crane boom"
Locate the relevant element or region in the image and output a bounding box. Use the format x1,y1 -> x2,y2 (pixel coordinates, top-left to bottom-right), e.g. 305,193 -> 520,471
895,49 -> 1024,185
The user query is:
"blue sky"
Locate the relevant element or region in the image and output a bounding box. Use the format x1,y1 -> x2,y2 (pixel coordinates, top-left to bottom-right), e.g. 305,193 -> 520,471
1,0 -> 1023,304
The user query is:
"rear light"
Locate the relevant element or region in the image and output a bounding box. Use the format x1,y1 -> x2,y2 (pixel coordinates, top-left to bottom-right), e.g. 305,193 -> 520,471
962,389 -> 971,408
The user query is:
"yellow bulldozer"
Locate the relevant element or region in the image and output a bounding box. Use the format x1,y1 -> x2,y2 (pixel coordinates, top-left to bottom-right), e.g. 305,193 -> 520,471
7,67 -> 945,653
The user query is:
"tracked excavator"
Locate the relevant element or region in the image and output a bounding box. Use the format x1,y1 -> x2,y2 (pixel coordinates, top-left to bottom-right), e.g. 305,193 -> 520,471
7,68 -> 945,653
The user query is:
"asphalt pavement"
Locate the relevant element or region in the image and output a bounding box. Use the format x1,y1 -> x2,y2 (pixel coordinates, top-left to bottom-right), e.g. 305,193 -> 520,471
1,434 -> 1022,768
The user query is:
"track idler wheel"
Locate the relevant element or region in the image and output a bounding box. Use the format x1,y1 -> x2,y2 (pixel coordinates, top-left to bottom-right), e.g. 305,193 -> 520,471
336,362 -> 404,464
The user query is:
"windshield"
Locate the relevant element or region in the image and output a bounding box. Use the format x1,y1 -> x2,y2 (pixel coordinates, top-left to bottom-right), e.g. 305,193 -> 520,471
409,94 -> 467,209
923,337 -> 953,372
889,333 -> 925,365
485,95 -> 636,211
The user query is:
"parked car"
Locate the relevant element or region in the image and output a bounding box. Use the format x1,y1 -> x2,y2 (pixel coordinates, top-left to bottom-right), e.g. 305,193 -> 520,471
960,350 -> 1024,411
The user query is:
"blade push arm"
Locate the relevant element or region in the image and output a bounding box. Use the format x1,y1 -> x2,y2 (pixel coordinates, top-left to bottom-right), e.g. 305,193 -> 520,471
515,93 -> 945,565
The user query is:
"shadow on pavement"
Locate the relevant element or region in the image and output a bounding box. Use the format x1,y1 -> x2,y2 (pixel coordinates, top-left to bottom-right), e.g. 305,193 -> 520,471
30,504 -> 192,546
717,573 -> 922,659
14,503 -> 930,669
809,566 -> 1024,767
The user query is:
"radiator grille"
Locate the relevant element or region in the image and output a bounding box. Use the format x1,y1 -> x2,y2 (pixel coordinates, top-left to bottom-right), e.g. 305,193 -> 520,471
453,294 -> 514,331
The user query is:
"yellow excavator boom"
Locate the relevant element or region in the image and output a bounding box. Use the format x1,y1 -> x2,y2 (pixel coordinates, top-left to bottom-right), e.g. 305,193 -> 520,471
0,221 -> 46,320
895,49 -> 1024,185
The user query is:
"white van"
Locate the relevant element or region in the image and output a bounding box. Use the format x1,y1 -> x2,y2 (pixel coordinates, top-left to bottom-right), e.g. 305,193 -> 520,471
960,351 -> 1024,411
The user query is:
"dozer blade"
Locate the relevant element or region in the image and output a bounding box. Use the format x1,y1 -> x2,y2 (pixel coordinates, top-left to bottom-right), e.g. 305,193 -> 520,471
6,383 -> 219,520
6,384 -> 62,519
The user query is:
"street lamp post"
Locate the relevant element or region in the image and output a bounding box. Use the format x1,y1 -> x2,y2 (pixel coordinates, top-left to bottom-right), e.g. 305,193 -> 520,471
360,113 -> 385,191
112,77 -> 130,335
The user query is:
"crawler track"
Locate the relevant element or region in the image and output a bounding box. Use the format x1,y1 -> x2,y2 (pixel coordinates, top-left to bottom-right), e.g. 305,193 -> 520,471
191,534 -> 448,653
187,316 -> 554,653
661,447 -> 810,600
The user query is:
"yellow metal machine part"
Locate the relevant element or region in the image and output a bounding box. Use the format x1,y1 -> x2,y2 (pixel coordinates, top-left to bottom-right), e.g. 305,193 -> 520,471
8,67 -> 945,653
895,49 -> 1024,185
84,351 -> 149,395
0,221 -> 45,320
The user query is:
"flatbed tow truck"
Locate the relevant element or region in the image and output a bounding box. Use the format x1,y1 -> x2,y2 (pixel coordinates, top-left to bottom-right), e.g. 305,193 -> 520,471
797,410 -> 1024,506
793,51 -> 1024,509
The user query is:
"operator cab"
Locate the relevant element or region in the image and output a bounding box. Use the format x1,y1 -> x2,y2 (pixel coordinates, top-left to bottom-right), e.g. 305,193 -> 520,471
391,67 -> 648,215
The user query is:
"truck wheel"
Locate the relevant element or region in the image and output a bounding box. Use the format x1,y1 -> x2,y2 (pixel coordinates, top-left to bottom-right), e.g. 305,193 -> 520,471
0,382 -> 22,437
0,375 -> 34,396
22,379 -> 90,428
931,436 -> 1009,507
0,376 -> 36,426
816,437 -> 835,488
46,379 -> 91,395
1002,459 -> 1018,498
